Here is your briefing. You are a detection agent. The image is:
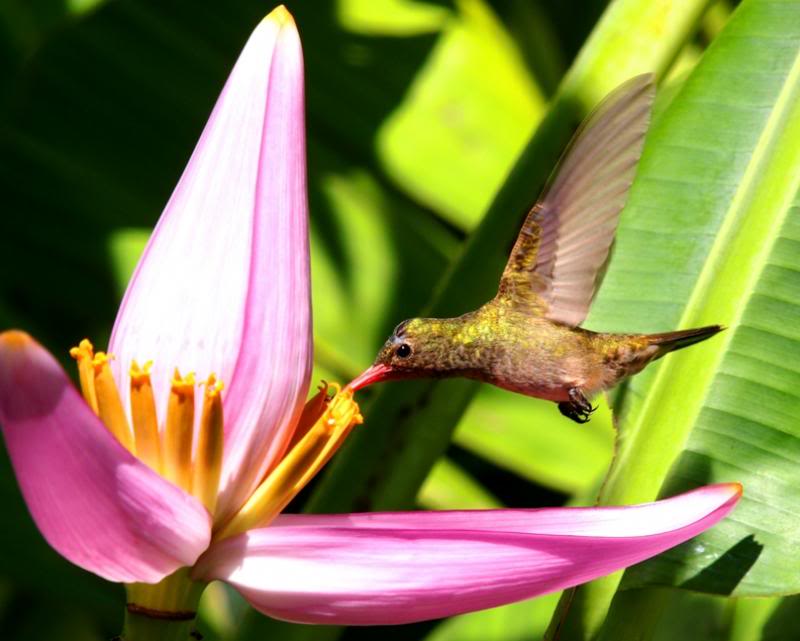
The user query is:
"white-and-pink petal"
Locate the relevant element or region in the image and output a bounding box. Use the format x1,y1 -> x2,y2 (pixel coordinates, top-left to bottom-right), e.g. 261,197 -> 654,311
194,484 -> 740,625
218,10 -> 312,520
108,9 -> 312,521
0,332 -> 211,583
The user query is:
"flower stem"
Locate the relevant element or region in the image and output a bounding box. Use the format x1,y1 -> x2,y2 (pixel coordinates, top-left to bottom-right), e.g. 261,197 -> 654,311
122,568 -> 206,641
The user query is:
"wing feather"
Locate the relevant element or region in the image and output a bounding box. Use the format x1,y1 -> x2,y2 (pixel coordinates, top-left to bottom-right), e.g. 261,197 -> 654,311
497,74 -> 655,326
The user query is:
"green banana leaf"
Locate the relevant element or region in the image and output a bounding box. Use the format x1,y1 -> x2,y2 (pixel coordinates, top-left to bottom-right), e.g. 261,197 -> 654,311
549,0 -> 800,637
594,590 -> 793,641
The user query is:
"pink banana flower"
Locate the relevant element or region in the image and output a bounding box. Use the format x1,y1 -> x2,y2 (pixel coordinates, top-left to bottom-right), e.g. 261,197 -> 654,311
0,6 -> 741,639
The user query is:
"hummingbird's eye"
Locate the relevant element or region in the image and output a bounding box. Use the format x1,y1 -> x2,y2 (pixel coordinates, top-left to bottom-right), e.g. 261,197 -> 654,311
395,343 -> 412,359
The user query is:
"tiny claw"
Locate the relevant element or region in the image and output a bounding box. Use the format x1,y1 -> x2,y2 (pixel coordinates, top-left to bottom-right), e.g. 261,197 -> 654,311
559,388 -> 596,424
558,401 -> 588,424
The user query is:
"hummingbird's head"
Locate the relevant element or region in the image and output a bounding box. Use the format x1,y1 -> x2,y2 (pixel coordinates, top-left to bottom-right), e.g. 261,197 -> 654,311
349,318 -> 444,390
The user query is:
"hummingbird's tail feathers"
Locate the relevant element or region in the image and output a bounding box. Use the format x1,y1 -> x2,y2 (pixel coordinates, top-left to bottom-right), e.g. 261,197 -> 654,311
647,325 -> 724,359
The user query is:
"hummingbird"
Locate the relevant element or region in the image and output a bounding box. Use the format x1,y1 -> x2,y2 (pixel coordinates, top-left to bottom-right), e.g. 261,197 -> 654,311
349,74 -> 722,423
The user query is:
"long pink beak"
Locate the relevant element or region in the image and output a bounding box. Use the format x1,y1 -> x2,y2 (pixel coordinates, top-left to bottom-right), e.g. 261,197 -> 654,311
348,364 -> 393,391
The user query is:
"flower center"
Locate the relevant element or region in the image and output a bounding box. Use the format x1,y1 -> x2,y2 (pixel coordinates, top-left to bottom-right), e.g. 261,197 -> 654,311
70,339 -> 224,514
70,339 -> 362,538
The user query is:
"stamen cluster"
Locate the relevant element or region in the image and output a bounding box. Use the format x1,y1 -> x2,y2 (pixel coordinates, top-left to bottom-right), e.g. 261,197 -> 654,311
70,339 -> 362,540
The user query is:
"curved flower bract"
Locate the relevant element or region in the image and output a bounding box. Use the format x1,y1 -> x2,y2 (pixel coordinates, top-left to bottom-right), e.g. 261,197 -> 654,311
107,5 -> 312,523
0,5 -> 743,637
0,331 -> 211,583
195,484 -> 741,625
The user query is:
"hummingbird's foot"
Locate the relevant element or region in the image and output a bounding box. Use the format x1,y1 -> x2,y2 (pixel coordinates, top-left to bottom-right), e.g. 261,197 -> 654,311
558,388 -> 596,424
558,402 -> 593,423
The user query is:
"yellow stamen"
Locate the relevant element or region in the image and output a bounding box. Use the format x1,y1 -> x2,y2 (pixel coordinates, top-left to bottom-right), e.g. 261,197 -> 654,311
70,338 -> 233,514
92,352 -> 134,451
217,384 -> 362,539
130,360 -> 162,473
163,369 -> 196,491
69,339 -> 99,414
193,375 -> 224,514
285,381 -> 332,453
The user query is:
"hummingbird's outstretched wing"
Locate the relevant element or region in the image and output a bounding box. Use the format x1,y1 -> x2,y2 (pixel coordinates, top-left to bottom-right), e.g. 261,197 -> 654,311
498,74 -> 655,326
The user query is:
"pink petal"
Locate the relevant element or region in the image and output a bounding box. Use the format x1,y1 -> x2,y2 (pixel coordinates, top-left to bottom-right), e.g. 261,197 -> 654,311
219,10 -> 312,519
108,9 -> 312,520
194,484 -> 740,625
0,332 -> 211,583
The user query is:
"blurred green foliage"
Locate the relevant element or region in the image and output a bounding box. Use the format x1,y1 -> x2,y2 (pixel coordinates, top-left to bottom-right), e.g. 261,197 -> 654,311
2,0 -> 799,640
